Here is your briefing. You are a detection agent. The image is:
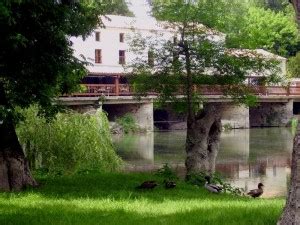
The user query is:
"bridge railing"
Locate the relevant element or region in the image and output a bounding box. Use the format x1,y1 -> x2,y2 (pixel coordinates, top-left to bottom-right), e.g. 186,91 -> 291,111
70,84 -> 300,97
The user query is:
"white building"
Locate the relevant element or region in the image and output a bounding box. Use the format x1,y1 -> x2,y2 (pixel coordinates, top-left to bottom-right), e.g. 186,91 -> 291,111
71,15 -> 226,75
71,14 -> 286,94
71,15 -> 173,75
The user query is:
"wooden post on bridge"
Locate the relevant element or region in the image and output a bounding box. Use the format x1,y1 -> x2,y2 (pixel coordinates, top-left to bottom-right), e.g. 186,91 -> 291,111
115,75 -> 120,96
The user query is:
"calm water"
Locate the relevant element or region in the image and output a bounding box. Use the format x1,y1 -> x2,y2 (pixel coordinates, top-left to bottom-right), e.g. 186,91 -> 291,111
113,128 -> 293,197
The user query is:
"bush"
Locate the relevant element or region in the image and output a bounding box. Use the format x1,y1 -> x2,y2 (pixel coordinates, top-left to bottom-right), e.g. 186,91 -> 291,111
290,117 -> 298,136
156,163 -> 179,181
223,123 -> 233,131
186,172 -> 244,196
16,106 -> 122,174
115,113 -> 139,133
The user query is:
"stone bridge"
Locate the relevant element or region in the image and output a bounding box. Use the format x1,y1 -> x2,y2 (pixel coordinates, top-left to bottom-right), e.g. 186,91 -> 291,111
59,84 -> 300,131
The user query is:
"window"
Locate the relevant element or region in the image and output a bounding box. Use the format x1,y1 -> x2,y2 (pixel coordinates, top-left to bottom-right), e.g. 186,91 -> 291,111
95,32 -> 100,42
148,50 -> 154,67
95,49 -> 102,63
119,50 -> 125,64
119,33 -> 124,43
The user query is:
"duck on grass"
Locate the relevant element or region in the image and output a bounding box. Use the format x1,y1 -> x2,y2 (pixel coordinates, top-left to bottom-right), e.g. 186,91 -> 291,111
0,172 -> 283,225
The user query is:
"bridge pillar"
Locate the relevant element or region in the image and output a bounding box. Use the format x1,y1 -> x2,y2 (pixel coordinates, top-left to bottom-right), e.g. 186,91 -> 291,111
133,101 -> 154,132
250,100 -> 293,127
221,104 -> 249,129
103,101 -> 154,132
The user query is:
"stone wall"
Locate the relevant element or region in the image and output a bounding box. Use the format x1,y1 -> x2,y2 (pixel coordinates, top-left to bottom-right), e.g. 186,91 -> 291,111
154,103 -> 250,130
103,102 -> 154,131
221,104 -> 249,129
249,100 -> 293,127
69,105 -> 99,114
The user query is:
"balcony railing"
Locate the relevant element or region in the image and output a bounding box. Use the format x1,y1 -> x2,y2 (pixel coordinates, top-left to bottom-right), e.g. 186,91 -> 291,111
70,83 -> 300,97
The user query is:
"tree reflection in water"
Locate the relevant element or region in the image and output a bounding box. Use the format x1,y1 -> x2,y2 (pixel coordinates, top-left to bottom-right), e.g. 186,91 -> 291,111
113,128 -> 293,197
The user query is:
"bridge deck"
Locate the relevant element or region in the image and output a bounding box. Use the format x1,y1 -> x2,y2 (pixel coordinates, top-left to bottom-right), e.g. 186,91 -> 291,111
72,84 -> 300,97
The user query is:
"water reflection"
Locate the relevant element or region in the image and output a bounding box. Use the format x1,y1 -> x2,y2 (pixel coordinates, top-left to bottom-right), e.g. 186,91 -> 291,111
113,128 -> 293,197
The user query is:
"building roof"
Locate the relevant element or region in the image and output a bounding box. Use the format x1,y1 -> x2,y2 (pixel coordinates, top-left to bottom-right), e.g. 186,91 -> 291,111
100,15 -> 225,37
101,15 -> 170,32
227,49 -> 286,61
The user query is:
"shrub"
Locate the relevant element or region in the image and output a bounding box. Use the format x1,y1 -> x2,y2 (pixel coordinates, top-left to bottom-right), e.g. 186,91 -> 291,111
115,113 -> 139,133
156,163 -> 179,181
223,123 -> 233,131
291,117 -> 298,136
16,106 -> 122,174
186,172 -> 244,196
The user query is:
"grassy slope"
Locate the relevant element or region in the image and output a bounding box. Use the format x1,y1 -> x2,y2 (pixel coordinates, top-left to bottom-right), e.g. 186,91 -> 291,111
0,173 -> 284,225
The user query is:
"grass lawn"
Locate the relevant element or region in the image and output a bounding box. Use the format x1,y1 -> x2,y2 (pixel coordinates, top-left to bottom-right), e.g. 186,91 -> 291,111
0,172 -> 284,225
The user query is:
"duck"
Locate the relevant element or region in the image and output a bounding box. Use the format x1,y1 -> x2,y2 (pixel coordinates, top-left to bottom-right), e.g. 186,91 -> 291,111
247,183 -> 264,198
136,180 -> 158,189
164,180 -> 176,189
204,176 -> 223,193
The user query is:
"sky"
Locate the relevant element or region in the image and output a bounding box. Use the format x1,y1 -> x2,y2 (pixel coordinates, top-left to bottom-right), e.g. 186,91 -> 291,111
126,0 -> 154,20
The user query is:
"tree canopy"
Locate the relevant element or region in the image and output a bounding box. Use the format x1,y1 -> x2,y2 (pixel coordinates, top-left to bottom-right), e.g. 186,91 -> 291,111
129,0 -> 280,175
228,6 -> 299,57
105,0 -> 134,16
0,0 -> 133,120
0,0 -> 112,191
152,0 -> 299,58
0,0 -> 106,119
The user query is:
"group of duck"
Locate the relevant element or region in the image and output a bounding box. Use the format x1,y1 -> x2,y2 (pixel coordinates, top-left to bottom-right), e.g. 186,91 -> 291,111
136,180 -> 176,189
136,176 -> 264,198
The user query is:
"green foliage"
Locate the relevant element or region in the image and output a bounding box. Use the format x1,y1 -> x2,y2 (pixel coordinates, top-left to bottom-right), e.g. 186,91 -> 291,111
0,0 -> 108,120
229,7 -> 299,57
103,0 -> 134,16
288,52 -> 300,77
156,163 -> 179,180
290,117 -> 298,136
16,106 -> 121,174
115,113 -> 139,133
186,172 -> 245,196
151,0 -> 299,57
223,123 -> 233,131
0,172 -> 284,225
129,2 -> 280,112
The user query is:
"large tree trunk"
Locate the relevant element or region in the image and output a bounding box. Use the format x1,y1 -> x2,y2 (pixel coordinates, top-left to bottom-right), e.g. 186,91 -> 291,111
278,1 -> 300,222
0,85 -> 37,191
185,104 -> 222,176
278,124 -> 300,224
290,0 -> 300,24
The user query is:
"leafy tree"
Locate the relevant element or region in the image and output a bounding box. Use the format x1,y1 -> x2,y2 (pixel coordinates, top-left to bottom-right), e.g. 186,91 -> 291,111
0,0 -> 108,191
152,0 -> 299,57
105,0 -> 134,16
129,0 -> 279,176
228,6 -> 299,57
287,52 -> 300,77
278,1 -> 300,224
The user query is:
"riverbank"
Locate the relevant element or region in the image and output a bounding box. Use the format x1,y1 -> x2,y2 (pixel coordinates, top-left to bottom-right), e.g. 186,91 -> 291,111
0,172 -> 284,225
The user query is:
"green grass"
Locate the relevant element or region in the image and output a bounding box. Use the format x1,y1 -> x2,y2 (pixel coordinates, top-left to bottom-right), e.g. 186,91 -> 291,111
0,173 -> 284,225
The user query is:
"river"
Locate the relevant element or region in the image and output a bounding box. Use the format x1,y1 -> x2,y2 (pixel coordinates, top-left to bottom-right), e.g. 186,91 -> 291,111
113,128 -> 293,198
